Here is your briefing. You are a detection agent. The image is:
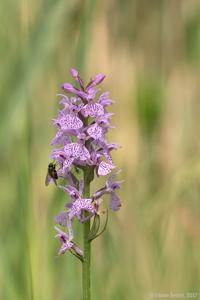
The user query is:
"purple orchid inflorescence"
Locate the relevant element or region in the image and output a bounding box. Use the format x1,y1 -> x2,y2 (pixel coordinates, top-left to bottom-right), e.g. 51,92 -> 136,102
49,69 -> 122,257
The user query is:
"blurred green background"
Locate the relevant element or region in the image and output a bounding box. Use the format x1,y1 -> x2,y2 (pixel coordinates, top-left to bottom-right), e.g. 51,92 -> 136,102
1,0 -> 200,299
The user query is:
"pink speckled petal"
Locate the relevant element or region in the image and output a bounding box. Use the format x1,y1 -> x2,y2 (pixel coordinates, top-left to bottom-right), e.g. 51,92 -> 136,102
61,115 -> 83,130
82,103 -> 104,118
87,123 -> 103,140
62,157 -> 74,172
68,198 -> 95,221
98,161 -> 115,176
64,143 -> 89,161
79,146 -> 90,160
64,143 -> 82,158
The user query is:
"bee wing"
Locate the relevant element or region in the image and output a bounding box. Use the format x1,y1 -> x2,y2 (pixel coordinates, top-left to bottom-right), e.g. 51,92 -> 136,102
45,173 -> 51,186
52,177 -> 57,185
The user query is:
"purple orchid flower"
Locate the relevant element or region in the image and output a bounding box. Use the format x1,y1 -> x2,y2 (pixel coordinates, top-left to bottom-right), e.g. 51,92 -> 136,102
48,69 -> 122,255
55,226 -> 83,256
59,183 -> 95,222
68,197 -> 95,222
92,172 -> 123,211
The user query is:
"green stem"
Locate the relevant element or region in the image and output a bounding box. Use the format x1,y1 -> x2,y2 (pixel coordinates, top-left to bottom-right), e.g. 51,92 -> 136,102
82,169 -> 91,300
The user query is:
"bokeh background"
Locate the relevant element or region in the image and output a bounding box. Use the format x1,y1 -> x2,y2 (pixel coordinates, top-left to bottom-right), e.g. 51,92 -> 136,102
1,0 -> 200,299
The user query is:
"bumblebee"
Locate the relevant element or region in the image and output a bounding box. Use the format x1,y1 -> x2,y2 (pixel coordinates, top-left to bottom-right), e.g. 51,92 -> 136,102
45,162 -> 58,186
